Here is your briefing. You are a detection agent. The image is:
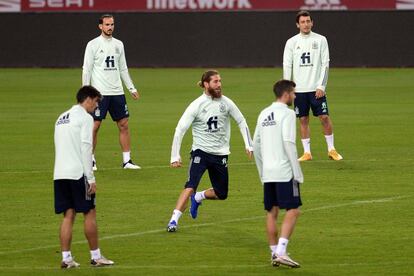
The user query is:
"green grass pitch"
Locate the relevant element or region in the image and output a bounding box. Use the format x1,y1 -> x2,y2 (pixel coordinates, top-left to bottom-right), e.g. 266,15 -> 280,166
0,68 -> 413,275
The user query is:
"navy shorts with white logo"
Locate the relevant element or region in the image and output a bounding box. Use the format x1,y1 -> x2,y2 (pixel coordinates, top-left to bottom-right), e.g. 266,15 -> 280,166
294,92 -> 329,118
185,149 -> 229,200
54,176 -> 96,214
93,95 -> 129,121
263,179 -> 302,211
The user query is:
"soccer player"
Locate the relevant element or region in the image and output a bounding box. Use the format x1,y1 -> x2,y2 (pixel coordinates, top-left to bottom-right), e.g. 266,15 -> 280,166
166,70 -> 253,232
82,14 -> 141,170
54,86 -> 114,268
253,80 -> 303,268
283,10 -> 343,161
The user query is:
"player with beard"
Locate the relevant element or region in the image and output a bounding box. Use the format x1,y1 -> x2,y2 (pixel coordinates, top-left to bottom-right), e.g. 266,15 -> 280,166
82,14 -> 141,170
166,70 -> 253,232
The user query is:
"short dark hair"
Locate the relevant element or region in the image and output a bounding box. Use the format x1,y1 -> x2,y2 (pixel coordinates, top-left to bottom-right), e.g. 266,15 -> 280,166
198,70 -> 219,88
76,86 -> 102,103
99,14 -> 114,24
296,10 -> 312,23
273,80 -> 296,98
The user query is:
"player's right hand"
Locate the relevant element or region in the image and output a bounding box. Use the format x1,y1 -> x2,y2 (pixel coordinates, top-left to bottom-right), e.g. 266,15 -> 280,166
246,149 -> 253,160
131,91 -> 140,100
88,183 -> 97,195
171,161 -> 182,168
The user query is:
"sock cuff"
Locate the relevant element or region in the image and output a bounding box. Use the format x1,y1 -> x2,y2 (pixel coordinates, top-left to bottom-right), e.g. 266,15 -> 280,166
173,209 -> 182,215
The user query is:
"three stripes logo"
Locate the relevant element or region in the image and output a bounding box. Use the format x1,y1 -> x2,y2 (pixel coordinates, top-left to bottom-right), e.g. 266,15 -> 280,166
262,112 -> 276,127
56,113 -> 70,125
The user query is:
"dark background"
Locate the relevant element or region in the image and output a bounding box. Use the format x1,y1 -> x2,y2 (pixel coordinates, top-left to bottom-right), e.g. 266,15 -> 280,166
1,11 -> 412,67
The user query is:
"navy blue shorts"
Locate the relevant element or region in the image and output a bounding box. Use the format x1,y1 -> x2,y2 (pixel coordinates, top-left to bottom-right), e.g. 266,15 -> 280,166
294,92 -> 329,118
54,176 -> 96,214
184,149 -> 229,200
263,179 -> 302,211
92,95 -> 129,121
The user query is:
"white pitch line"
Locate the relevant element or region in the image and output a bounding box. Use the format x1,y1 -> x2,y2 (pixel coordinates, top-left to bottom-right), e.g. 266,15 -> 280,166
0,195 -> 410,256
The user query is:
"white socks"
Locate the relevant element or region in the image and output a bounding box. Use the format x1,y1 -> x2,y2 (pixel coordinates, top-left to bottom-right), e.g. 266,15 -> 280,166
270,245 -> 278,256
194,191 -> 206,203
302,135 -> 335,153
276,238 -> 289,256
170,209 -> 182,223
63,249 -> 102,261
301,138 -> 311,153
122,151 -> 131,163
325,134 -> 335,151
90,248 -> 102,260
92,154 -> 96,162
62,251 -> 72,261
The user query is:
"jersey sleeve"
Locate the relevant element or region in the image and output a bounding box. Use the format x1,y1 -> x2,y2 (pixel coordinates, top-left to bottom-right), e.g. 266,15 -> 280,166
170,102 -> 197,163
282,111 -> 296,143
228,99 -> 253,151
253,117 -> 263,183
282,111 -> 303,183
80,115 -> 95,184
316,36 -> 330,92
82,42 -> 94,86
118,42 -> 137,94
283,39 -> 293,80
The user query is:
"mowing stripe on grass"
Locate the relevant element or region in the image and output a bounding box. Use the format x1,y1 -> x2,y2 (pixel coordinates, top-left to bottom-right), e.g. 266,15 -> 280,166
1,159 -> 411,174
0,195 -> 409,256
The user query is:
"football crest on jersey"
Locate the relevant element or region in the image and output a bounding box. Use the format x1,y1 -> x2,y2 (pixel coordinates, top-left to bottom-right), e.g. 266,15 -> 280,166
115,47 -> 120,54
219,103 -> 227,113
312,41 -> 318,49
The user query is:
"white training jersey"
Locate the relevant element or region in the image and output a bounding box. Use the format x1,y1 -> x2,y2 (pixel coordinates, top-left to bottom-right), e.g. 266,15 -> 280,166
171,93 -> 253,163
253,102 -> 303,183
82,35 -> 137,96
283,31 -> 330,93
54,105 -> 95,184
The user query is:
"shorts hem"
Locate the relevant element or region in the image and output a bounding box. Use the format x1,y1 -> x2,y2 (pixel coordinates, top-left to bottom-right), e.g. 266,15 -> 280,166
112,115 -> 129,122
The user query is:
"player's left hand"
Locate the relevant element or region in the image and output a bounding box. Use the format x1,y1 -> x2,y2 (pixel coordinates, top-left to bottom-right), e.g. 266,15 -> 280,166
315,89 -> 325,99
88,182 -> 97,195
131,91 -> 140,100
246,149 -> 253,160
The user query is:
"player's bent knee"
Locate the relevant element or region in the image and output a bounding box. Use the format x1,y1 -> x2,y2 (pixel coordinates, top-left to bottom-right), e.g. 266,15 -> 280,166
216,192 -> 228,200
